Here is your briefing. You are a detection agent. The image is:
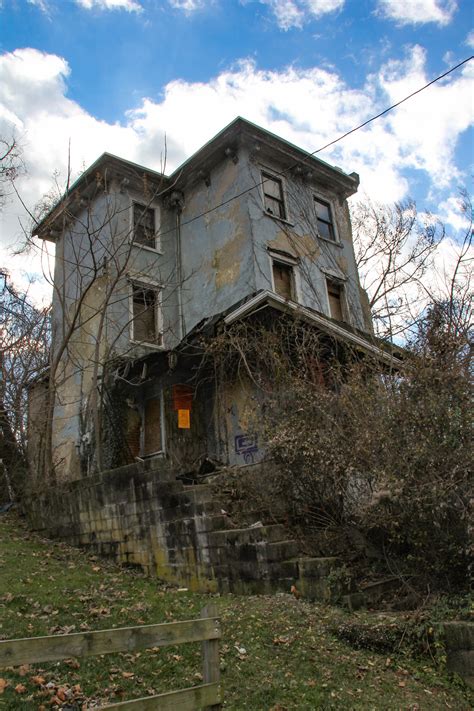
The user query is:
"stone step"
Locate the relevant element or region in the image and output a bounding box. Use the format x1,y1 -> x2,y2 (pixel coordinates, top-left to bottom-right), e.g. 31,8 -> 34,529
208,524 -> 288,548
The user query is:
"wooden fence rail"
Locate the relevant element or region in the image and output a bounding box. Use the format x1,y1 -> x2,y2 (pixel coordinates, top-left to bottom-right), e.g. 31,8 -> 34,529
0,603 -> 222,710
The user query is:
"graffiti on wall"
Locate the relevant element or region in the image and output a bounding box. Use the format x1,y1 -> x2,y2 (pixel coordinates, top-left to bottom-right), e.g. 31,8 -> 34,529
234,434 -> 258,464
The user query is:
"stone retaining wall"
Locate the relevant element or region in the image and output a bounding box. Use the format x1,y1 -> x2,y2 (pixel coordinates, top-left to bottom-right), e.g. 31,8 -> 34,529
26,460 -> 343,600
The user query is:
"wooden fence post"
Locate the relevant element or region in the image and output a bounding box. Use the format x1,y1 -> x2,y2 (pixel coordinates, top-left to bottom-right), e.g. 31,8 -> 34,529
201,604 -> 222,710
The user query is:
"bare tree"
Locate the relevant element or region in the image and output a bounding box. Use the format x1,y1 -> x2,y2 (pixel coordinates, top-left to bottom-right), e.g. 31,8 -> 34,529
351,197 -> 444,339
0,271 -> 50,499
0,136 -> 24,209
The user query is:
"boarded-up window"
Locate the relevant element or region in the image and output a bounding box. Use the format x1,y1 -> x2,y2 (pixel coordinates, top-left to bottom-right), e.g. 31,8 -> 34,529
315,198 -> 335,241
262,172 -> 286,219
133,203 -> 157,248
327,280 -> 344,321
143,397 -> 162,455
273,261 -> 294,300
132,284 -> 161,344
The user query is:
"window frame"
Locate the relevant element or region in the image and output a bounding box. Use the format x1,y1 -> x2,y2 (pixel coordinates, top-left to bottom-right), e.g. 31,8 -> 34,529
261,169 -> 288,222
268,250 -> 300,302
313,196 -> 339,244
325,277 -> 348,323
131,200 -> 161,253
129,279 -> 163,348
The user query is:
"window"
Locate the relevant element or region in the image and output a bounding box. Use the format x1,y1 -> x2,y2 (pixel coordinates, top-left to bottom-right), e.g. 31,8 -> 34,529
133,202 -> 157,249
326,280 -> 344,321
272,261 -> 295,300
143,397 -> 163,456
131,283 -> 162,344
262,172 -> 286,220
315,198 -> 335,241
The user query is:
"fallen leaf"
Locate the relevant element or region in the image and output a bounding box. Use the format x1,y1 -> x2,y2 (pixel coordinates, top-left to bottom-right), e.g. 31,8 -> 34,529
30,675 -> 45,686
56,687 -> 67,701
15,683 -> 27,694
121,672 -> 134,679
0,678 -> 8,694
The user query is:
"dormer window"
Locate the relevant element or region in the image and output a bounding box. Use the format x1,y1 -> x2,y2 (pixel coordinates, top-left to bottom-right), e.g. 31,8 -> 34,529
315,198 -> 335,241
262,172 -> 286,220
133,202 -> 158,250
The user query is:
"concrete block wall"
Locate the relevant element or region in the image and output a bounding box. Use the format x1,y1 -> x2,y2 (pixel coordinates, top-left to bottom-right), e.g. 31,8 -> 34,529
26,460 -> 344,600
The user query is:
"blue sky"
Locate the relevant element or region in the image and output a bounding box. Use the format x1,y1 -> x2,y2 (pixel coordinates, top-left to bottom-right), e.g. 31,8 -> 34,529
0,0 -> 473,295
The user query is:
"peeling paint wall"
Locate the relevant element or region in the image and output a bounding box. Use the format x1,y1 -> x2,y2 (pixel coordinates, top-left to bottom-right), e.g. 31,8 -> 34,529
45,134 -> 370,482
246,155 -> 366,330
179,146 -> 257,335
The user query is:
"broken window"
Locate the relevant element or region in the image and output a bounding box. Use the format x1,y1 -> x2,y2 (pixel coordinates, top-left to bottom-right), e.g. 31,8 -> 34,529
315,198 -> 335,241
327,279 -> 344,321
262,172 -> 286,220
133,202 -> 157,249
143,397 -> 163,455
131,283 -> 161,344
272,261 -> 295,300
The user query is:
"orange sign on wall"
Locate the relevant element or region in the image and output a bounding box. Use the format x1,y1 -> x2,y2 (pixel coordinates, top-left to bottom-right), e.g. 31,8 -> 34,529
178,409 -> 191,429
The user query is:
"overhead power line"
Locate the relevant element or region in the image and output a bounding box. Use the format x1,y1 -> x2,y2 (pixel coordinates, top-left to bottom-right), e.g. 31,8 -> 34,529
172,54 -> 473,232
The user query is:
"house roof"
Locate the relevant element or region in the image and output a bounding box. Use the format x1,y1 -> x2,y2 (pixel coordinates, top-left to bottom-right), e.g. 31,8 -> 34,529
33,117 -> 359,241
184,289 -> 404,367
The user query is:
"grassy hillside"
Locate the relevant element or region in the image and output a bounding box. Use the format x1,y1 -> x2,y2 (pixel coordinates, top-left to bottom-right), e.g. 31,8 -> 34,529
0,512 -> 471,710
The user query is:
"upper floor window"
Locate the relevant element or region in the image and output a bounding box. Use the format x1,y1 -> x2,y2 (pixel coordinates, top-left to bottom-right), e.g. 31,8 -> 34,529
131,282 -> 162,345
272,260 -> 295,301
133,202 -> 158,250
326,279 -> 345,322
315,198 -> 335,241
262,172 -> 286,220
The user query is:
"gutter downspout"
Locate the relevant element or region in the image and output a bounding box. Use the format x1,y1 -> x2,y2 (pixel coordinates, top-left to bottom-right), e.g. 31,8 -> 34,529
171,191 -> 186,340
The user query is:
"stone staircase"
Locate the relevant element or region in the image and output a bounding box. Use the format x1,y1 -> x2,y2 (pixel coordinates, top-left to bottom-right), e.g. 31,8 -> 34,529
27,460 -> 345,602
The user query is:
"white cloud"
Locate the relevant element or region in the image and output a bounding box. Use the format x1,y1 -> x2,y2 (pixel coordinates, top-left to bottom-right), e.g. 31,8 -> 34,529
438,196 -> 471,232
465,30 -> 474,49
257,0 -> 344,29
27,0 -> 50,12
75,0 -> 143,11
376,0 -> 457,27
1,45 -> 472,299
168,0 -> 208,11
27,0 -> 143,12
372,45 -> 473,189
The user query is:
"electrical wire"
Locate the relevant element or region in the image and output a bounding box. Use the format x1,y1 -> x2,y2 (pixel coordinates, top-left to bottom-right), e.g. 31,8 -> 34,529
168,54 -> 474,233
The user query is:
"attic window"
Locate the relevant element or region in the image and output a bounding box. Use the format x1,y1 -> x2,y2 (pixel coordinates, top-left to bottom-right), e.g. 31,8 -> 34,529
133,203 -> 157,249
131,283 -> 162,345
315,198 -> 335,241
262,172 -> 286,220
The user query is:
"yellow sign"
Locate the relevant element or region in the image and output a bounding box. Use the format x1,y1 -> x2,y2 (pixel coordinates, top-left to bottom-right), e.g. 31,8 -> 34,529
178,409 -> 190,429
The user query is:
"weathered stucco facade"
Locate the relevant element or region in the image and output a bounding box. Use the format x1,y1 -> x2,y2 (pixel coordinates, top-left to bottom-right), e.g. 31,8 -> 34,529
30,117 -> 387,485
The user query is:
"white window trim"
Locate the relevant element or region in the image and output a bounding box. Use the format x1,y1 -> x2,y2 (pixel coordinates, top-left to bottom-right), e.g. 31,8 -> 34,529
260,166 -> 292,225
140,390 -> 166,458
313,194 -> 341,245
324,276 -> 349,324
130,200 -> 162,253
268,250 -> 300,302
129,277 -> 164,348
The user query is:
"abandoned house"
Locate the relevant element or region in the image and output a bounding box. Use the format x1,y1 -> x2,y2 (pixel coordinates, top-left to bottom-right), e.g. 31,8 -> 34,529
26,118 -> 400,595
